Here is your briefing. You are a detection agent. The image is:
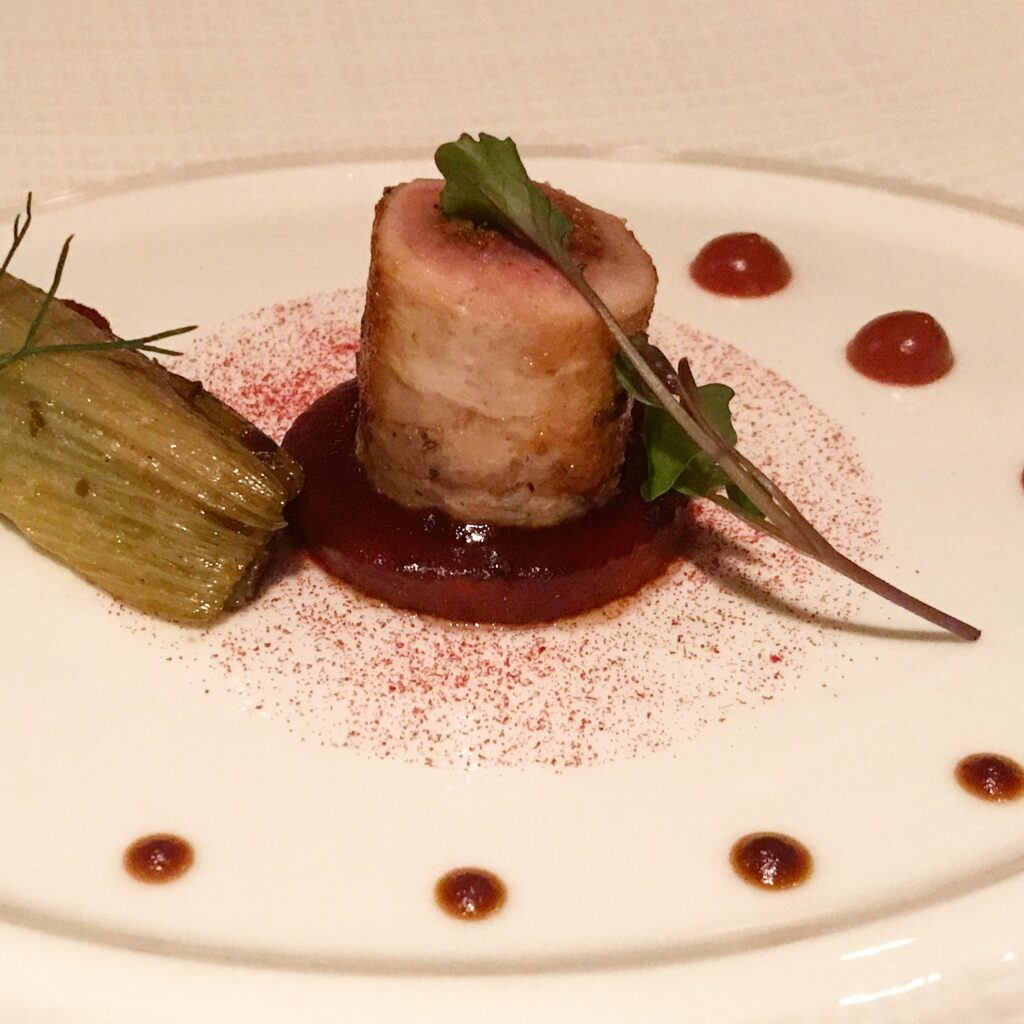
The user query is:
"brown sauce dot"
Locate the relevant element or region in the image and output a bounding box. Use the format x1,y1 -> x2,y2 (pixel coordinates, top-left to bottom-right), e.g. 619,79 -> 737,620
690,232 -> 792,297
74,478 -> 90,497
956,753 -> 1024,802
846,311 -> 953,385
435,868 -> 507,920
730,832 -> 812,890
123,834 -> 194,883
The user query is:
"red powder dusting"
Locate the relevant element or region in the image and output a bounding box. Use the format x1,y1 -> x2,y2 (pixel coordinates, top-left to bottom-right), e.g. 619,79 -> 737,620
140,291 -> 880,771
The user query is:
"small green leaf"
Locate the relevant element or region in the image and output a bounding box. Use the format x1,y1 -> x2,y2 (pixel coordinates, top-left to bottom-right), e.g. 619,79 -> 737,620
673,457 -> 729,499
641,404 -> 700,500
435,134 -> 574,272
613,348 -> 653,406
725,483 -> 765,519
640,383 -> 743,501
691,383 -> 738,446
613,334 -> 683,407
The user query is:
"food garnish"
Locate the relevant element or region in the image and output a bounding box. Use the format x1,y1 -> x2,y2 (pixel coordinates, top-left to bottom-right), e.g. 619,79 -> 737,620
434,134 -> 980,641
0,194 -> 302,622
0,195 -> 193,373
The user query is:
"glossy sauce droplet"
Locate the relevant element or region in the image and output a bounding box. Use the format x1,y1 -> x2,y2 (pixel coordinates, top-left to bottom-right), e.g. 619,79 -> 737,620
690,233 -> 792,297
956,753 -> 1024,802
435,868 -> 507,920
846,311 -> 953,385
730,832 -> 812,890
123,834 -> 195,884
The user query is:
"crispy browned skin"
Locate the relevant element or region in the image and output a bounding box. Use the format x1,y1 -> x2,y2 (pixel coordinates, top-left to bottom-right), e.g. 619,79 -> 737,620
356,179 -> 657,527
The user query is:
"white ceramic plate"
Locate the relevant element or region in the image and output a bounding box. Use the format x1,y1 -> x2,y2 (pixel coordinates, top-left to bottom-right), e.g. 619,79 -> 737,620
2,158 -> 1023,1023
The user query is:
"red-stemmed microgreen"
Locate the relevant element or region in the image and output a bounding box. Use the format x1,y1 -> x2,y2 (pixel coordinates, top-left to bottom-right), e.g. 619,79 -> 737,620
434,134 -> 980,640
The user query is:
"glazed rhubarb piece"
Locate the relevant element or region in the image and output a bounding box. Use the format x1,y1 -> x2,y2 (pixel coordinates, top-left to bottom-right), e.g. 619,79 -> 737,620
0,276 -> 302,622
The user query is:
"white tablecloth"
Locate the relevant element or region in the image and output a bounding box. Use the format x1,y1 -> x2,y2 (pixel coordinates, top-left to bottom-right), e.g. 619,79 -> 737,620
2,0 -> 1023,214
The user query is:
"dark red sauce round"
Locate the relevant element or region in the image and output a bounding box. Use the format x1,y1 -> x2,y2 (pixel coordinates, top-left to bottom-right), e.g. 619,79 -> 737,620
123,834 -> 194,883
690,233 -> 792,297
435,868 -> 507,920
730,832 -> 812,890
62,298 -> 112,335
282,380 -> 691,624
955,753 -> 1024,803
846,311 -> 953,385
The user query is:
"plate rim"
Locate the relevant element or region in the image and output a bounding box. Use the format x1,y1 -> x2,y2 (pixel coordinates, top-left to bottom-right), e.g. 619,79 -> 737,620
5,143 -> 1024,231
2,152 -> 1023,1024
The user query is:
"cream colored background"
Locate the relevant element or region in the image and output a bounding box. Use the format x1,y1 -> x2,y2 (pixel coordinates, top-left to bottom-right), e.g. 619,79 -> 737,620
2,0 -> 1023,213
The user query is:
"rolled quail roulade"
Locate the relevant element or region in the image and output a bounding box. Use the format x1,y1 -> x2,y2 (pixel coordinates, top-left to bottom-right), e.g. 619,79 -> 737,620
356,178 -> 658,527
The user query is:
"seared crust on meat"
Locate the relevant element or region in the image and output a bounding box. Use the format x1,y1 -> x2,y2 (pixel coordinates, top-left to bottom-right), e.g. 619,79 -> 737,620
356,179 -> 657,527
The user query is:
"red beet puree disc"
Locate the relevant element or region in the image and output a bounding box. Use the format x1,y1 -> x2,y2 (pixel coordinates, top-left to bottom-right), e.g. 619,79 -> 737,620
282,380 -> 691,624
846,311 -> 953,385
690,233 -> 792,297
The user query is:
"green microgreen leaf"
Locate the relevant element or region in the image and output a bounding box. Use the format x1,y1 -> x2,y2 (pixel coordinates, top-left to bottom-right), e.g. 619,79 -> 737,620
641,404 -> 697,500
614,347 -> 654,406
435,134 -> 574,273
434,132 -> 980,639
613,335 -> 682,407
640,383 -> 742,501
687,382 -> 738,446
725,483 -> 764,520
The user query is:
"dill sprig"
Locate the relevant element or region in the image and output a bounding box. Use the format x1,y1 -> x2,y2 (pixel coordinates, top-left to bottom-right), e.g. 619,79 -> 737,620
0,193 -> 195,373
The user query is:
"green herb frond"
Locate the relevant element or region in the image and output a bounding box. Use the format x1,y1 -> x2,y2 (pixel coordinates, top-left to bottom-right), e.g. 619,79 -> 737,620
0,192 -> 32,279
0,196 -> 193,374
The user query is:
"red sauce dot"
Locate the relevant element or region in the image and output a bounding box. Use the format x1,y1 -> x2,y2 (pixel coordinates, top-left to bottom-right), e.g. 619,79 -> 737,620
730,832 -> 812,890
435,868 -> 507,920
956,753 -> 1024,802
846,311 -> 953,385
123,834 -> 194,883
690,233 -> 792,297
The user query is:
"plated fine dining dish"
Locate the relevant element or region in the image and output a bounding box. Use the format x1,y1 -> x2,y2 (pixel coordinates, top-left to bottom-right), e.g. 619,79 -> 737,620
0,153 -> 1022,1023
